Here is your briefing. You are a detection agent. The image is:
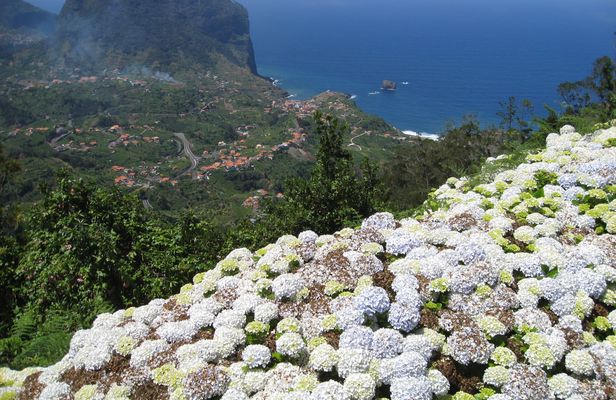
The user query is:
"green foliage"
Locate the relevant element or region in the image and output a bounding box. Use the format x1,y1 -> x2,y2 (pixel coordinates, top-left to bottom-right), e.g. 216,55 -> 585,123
0,172 -> 233,367
558,55 -> 616,115
385,118 -> 523,210
274,112 -> 382,233
0,144 -> 19,196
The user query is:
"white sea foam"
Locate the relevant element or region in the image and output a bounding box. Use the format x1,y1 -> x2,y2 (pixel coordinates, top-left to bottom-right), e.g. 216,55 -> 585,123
368,91 -> 380,95
402,130 -> 440,141
350,95 -> 358,99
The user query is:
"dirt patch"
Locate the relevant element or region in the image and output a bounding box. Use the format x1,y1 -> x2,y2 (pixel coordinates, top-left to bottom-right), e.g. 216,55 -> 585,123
61,354 -> 131,393
540,306 -> 559,326
373,269 -> 396,302
420,308 -> 441,331
305,285 -> 331,315
162,299 -> 190,321
264,332 -> 277,354
322,331 -> 341,349
183,364 -> 230,399
433,356 -> 482,394
132,379 -> 168,400
17,372 -> 44,400
279,285 -> 331,318
593,302 -> 610,318
485,308 -> 515,331
561,327 -> 585,349
506,336 -> 526,362
214,288 -> 239,308
447,212 -> 479,232
61,367 -> 104,393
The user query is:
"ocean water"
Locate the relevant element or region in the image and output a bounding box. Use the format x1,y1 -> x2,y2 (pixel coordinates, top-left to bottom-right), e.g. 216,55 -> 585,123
28,0 -> 616,134
238,0 -> 616,134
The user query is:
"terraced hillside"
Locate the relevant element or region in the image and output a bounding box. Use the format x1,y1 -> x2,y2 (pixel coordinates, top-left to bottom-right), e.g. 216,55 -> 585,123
0,65 -> 406,216
1,125 -> 615,399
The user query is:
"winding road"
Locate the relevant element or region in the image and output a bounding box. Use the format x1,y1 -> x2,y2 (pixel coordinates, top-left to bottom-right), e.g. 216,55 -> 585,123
173,132 -> 200,178
348,131 -> 368,151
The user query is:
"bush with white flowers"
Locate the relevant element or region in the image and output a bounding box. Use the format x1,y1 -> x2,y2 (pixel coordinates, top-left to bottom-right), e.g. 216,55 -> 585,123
6,126 -> 615,400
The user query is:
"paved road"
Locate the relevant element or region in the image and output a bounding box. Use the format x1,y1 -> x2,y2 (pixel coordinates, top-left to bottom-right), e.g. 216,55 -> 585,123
142,199 -> 153,209
348,131 -> 368,151
173,132 -> 199,178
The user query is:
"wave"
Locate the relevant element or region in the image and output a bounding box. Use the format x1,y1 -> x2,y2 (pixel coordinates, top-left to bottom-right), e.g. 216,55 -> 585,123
350,95 -> 358,99
368,91 -> 380,95
402,130 -> 440,141
286,94 -> 297,99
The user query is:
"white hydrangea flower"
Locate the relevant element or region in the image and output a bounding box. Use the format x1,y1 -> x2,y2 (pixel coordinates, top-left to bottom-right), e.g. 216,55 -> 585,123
339,326 -> 374,350
221,388 -> 249,400
565,349 -> 595,376
427,369 -> 449,397
276,333 -> 306,358
388,303 -> 420,332
548,373 -> 579,398
130,339 -> 170,368
372,329 -> 404,359
491,347 -> 517,367
390,376 -> 432,400
402,335 -> 433,361
514,226 -> 537,244
353,286 -> 390,316
309,344 -> 338,372
254,302 -> 278,323
337,348 -> 372,378
39,383 -> 72,400
271,274 -> 305,300
214,327 -> 246,358
362,212 -> 396,231
386,230 -> 422,255
378,352 -> 427,385
525,344 -> 556,369
477,315 -> 507,337
343,373 -> 375,400
311,380 -> 350,400
157,320 -> 199,343
483,366 -> 510,387
242,345 -> 271,369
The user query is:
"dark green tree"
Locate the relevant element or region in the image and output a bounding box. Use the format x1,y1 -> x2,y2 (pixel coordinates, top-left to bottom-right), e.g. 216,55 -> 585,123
0,144 -> 20,195
497,96 -> 518,131
0,144 -> 20,337
278,112 -> 381,234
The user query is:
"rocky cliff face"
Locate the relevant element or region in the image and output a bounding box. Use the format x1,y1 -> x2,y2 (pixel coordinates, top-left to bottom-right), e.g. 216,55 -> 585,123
2,125 -> 616,399
53,0 -> 258,74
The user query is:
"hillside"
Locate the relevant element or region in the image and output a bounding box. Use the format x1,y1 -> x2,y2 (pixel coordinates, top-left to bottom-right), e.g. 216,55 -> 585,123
0,0 -> 56,36
1,125 -> 614,399
53,0 -> 257,74
0,0 -> 408,218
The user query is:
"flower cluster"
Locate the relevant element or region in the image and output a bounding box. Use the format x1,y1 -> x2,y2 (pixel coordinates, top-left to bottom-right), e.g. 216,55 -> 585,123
6,126 -> 616,400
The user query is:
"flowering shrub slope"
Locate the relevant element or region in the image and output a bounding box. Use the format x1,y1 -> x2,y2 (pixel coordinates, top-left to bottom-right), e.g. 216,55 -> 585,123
1,125 -> 615,400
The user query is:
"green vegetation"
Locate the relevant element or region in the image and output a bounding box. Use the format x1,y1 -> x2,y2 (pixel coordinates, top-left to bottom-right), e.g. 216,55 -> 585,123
0,13 -> 615,371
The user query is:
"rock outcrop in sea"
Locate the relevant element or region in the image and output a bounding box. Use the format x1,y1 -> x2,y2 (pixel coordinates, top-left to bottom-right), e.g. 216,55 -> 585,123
382,80 -> 397,91
1,125 -> 616,400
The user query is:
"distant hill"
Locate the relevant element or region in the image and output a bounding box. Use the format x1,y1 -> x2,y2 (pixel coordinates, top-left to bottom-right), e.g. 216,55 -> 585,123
0,0 -> 56,36
53,0 -> 258,74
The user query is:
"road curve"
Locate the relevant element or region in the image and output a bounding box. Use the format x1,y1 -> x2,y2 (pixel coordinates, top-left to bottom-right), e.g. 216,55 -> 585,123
173,132 -> 199,178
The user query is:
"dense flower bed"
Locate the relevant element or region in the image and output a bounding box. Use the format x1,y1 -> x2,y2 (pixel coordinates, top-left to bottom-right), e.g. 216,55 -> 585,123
1,125 -> 615,400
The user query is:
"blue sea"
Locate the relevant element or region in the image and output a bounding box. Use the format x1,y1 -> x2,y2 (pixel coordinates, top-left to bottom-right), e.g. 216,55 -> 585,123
238,0 -> 616,134
29,0 -> 616,134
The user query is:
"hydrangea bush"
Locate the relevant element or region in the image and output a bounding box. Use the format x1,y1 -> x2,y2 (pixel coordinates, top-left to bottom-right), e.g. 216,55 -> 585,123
4,125 -> 616,399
